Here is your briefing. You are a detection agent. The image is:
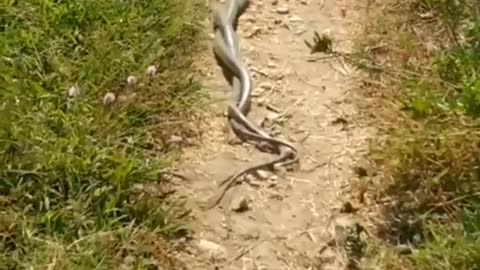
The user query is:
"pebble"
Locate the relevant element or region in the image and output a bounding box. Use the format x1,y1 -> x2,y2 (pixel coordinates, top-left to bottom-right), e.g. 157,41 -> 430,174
259,81 -> 273,90
246,175 -> 263,187
300,0 -> 308,4
289,16 -> 303,23
257,169 -> 271,179
266,112 -> 280,122
276,6 -> 290,14
230,196 -> 250,212
197,239 -> 227,260
268,177 -> 278,187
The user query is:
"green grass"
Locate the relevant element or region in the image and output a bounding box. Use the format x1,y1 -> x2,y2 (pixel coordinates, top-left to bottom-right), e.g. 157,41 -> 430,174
355,0 -> 480,269
0,0 -> 206,268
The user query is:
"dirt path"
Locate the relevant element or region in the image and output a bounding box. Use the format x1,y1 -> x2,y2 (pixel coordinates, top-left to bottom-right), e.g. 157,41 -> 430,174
176,0 -> 368,269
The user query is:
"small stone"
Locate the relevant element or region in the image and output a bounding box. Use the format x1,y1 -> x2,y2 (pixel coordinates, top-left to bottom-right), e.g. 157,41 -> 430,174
268,179 -> 278,188
103,92 -> 116,106
271,0 -> 278,5
256,170 -> 271,179
300,0 -> 308,4
267,61 -> 277,68
274,18 -> 282,24
230,196 -> 250,212
289,16 -> 303,23
295,29 -> 307,36
276,6 -> 289,14
266,112 -> 280,121
245,174 -> 264,187
259,81 -> 273,90
266,69 -> 285,80
197,239 -> 227,260
269,193 -> 283,200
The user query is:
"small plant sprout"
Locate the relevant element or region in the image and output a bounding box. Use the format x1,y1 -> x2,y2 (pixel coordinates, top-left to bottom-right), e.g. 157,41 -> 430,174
67,84 -> 81,98
103,92 -> 116,106
127,75 -> 137,87
146,65 -> 157,77
304,30 -> 333,54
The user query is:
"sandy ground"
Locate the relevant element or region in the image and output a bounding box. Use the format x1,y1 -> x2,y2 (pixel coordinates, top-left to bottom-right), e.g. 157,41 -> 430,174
175,0 -> 371,269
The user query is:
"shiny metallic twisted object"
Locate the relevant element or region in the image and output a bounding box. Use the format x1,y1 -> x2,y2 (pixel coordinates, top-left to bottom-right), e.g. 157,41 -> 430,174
209,0 -> 299,208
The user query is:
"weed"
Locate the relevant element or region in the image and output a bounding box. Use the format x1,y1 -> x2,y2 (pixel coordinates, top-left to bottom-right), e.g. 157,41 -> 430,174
353,0 -> 480,268
0,0 -> 205,268
304,31 -> 333,54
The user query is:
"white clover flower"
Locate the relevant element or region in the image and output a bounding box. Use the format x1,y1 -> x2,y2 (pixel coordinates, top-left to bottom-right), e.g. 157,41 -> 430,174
103,92 -> 116,106
67,84 -> 80,98
127,75 -> 137,87
146,65 -> 157,77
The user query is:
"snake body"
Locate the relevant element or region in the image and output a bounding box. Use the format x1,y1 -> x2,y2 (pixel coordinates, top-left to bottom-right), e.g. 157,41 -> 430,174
209,0 -> 299,208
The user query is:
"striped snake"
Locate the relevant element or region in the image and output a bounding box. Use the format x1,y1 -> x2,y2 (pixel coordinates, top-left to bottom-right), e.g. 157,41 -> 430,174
208,0 -> 299,208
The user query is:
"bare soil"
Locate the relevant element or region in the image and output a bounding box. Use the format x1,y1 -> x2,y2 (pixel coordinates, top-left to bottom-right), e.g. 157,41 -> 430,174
175,0 -> 371,269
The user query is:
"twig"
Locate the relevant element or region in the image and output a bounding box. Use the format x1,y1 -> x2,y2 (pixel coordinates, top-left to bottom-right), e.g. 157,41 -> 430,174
206,158 -> 282,209
222,239 -> 266,268
294,70 -> 324,88
159,171 -> 190,181
421,192 -> 480,219
1,169 -> 47,176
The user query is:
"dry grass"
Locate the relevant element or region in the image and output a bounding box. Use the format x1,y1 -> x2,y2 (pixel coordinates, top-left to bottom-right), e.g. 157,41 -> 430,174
345,0 -> 480,269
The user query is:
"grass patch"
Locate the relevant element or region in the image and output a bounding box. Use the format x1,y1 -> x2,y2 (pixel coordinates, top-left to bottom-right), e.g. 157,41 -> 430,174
352,0 -> 480,269
0,0 -> 206,268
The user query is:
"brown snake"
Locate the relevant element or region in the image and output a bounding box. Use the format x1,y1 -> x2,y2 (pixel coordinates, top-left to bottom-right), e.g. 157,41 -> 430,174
208,0 -> 299,208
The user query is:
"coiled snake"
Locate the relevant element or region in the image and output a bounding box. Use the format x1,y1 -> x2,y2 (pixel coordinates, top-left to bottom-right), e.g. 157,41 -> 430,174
208,0 -> 299,208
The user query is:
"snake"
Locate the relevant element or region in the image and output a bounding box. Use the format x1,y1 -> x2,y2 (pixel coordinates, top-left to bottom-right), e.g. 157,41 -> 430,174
208,0 -> 299,208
